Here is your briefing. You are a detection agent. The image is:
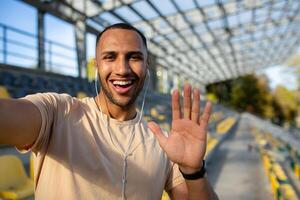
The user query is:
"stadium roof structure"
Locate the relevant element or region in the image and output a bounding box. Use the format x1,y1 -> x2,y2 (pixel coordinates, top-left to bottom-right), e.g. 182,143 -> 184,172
23,0 -> 300,85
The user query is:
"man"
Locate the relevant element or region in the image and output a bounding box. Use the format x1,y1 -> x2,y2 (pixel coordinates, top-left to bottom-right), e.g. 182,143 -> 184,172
0,23 -> 218,199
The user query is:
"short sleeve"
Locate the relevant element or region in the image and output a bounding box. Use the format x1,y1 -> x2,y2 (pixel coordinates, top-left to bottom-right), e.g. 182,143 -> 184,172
19,92 -> 61,153
164,162 -> 185,191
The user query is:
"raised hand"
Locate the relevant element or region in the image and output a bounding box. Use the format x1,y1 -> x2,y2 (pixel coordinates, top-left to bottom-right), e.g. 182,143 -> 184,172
148,84 -> 212,173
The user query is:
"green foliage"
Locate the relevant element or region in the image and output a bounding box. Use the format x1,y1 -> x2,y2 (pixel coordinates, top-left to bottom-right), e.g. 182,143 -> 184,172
286,53 -> 300,90
272,86 -> 297,124
206,74 -> 298,126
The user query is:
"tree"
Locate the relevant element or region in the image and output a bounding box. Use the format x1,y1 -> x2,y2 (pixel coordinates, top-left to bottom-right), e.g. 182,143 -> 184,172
286,53 -> 300,90
206,74 -> 300,127
272,86 -> 297,126
206,74 -> 273,118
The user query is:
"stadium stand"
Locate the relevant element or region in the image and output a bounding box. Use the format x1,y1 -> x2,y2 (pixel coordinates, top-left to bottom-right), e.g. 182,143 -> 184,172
246,111 -> 300,200
0,65 -> 94,99
253,130 -> 298,200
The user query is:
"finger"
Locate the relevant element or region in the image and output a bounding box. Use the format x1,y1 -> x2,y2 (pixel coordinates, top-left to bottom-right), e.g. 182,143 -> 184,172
191,88 -> 200,123
148,121 -> 168,148
172,89 -> 181,120
183,84 -> 192,119
199,101 -> 212,133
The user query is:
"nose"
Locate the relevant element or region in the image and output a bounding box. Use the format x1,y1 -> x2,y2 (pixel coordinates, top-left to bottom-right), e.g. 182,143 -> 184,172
115,56 -> 131,76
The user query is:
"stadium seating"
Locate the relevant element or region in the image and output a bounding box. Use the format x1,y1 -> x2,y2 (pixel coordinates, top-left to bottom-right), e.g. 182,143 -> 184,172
0,155 -> 34,200
0,67 -> 94,98
253,130 -> 298,200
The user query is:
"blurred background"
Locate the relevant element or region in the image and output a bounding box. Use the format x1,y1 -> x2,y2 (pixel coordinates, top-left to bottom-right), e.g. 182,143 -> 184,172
0,0 -> 299,199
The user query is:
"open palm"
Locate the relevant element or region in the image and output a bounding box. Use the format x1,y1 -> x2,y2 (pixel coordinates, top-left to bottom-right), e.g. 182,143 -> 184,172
148,84 -> 212,172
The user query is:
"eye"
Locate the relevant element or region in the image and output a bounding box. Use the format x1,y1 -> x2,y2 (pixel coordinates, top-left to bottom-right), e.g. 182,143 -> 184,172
130,54 -> 143,61
103,54 -> 115,61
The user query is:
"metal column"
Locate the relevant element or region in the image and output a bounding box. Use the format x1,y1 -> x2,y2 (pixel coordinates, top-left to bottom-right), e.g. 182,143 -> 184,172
75,20 -> 86,78
148,53 -> 158,91
37,10 -> 45,70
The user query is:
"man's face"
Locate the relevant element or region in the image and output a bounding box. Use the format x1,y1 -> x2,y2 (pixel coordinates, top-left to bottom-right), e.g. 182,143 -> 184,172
95,28 -> 148,108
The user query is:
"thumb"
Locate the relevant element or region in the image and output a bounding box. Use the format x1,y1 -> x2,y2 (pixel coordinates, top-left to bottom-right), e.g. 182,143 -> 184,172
148,121 -> 167,148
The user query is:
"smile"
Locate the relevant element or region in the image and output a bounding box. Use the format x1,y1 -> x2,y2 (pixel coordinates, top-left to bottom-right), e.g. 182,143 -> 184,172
112,80 -> 133,86
110,79 -> 135,94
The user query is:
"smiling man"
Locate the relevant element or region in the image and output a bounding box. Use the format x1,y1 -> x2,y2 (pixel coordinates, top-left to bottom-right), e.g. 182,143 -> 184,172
0,23 -> 218,200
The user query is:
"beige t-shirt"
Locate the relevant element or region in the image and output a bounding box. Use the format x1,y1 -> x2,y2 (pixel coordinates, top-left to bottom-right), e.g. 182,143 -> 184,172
21,93 -> 184,200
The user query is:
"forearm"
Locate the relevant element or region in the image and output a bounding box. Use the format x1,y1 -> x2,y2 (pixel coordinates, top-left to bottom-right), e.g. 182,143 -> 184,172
0,99 -> 41,147
0,99 -> 16,144
185,177 -> 218,200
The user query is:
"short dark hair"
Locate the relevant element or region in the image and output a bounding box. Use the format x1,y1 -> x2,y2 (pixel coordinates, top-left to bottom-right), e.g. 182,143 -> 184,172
96,23 -> 147,49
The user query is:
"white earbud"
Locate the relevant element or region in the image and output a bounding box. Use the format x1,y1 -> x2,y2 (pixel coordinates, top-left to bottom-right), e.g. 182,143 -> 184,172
147,68 -> 150,78
95,69 -> 99,96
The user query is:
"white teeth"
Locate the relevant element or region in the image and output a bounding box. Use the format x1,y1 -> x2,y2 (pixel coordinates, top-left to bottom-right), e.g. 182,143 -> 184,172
112,80 -> 132,86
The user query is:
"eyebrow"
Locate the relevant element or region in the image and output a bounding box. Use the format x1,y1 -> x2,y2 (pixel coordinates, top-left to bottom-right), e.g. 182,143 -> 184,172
127,51 -> 144,56
100,51 -> 116,55
101,51 -> 144,56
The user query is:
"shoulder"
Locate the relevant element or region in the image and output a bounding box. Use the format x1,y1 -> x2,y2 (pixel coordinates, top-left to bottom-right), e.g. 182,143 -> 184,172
22,92 -> 71,104
22,92 -> 94,113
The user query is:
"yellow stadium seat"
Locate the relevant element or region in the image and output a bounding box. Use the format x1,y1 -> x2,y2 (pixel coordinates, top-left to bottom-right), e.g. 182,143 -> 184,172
158,114 -> 166,121
295,163 -> 300,179
143,115 -> 152,122
206,136 -> 218,156
280,184 -> 298,200
161,191 -> 170,200
77,91 -> 87,99
30,153 -> 34,180
0,155 -> 34,200
150,107 -> 158,118
262,155 -> 271,171
0,86 -> 11,99
269,172 -> 279,198
216,117 -> 236,134
272,164 -> 287,181
86,58 -> 96,82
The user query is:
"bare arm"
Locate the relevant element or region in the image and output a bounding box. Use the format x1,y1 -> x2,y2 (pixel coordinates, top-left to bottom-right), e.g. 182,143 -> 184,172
0,99 -> 41,148
168,179 -> 218,200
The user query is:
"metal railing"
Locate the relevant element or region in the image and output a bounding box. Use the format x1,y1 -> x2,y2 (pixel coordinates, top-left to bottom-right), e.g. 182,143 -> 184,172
0,23 -> 77,76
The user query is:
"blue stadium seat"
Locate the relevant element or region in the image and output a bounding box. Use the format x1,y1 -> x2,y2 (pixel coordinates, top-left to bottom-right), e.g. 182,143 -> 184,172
0,71 -> 14,86
31,76 -> 47,91
13,74 -> 33,88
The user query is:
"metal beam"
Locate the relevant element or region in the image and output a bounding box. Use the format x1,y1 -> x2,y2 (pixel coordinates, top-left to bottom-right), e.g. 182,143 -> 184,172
37,10 -> 45,70
75,20 -> 87,78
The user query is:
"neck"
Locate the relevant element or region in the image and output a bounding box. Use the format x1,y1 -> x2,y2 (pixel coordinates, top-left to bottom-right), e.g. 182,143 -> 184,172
96,92 -> 137,121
